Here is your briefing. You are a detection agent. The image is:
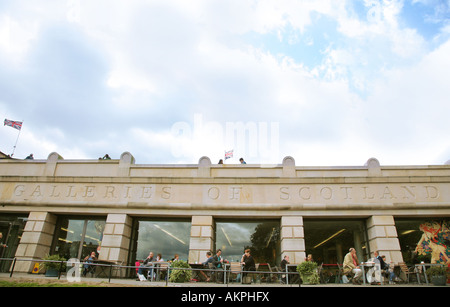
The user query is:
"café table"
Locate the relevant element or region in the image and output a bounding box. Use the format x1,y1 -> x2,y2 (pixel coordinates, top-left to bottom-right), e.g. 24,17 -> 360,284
360,262 -> 383,285
93,259 -> 117,278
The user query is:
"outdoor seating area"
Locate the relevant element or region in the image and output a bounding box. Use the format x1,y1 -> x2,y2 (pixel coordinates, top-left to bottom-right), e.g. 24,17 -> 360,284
0,256 -> 448,286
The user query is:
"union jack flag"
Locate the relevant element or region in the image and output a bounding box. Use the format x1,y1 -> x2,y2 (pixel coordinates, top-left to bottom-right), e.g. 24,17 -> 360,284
4,119 -> 23,130
225,150 -> 233,160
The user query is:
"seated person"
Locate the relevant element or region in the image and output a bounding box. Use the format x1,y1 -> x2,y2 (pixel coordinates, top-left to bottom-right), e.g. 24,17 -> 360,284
211,249 -> 228,282
199,251 -> 214,282
137,252 -> 154,281
343,248 -> 363,284
375,252 -> 397,284
82,251 -> 97,277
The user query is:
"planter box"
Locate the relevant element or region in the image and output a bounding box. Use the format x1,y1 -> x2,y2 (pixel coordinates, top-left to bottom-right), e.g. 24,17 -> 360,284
431,275 -> 447,286
45,268 -> 59,277
300,273 -> 317,285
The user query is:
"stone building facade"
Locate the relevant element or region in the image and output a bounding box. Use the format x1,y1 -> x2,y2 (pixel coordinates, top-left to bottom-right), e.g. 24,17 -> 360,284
0,152 -> 449,274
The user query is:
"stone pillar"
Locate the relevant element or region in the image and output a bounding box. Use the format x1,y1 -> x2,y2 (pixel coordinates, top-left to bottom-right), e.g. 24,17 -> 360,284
14,212 -> 56,272
281,216 -> 305,264
189,216 -> 215,263
100,214 -> 132,271
118,152 -> 135,176
366,215 -> 403,263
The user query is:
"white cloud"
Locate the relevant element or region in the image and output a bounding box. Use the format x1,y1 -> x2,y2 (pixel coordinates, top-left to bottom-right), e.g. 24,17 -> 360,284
0,0 -> 449,166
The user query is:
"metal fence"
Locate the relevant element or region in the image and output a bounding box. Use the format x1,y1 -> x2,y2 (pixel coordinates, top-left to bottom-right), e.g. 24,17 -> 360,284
0,257 -> 304,286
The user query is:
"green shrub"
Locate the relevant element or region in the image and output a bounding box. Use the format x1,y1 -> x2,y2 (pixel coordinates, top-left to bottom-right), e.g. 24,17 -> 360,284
169,260 -> 192,283
42,254 -> 67,271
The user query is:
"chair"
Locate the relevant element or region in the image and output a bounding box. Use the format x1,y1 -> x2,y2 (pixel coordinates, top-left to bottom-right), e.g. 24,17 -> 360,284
155,262 -> 169,281
271,265 -> 284,284
111,260 -> 124,279
227,262 -> 242,284
398,262 -> 415,284
257,263 -> 272,283
317,263 -> 324,284
337,263 -> 351,283
208,262 -> 225,283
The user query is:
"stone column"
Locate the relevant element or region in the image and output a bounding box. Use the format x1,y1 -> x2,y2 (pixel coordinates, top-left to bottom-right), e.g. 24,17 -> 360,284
14,212 -> 56,272
188,216 -> 215,263
366,215 -> 403,263
281,216 -> 305,264
99,214 -> 132,273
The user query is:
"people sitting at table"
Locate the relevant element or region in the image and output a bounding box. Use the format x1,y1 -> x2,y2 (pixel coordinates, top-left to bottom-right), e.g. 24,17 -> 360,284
138,251 -> 154,281
374,251 -> 397,284
82,251 -> 97,277
343,247 -> 363,284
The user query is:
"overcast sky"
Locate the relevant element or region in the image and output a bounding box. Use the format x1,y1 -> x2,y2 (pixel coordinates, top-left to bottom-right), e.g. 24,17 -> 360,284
1,0 -> 449,166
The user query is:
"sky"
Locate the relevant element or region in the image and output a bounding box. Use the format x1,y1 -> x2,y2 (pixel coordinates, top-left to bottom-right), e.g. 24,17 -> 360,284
0,0 -> 449,166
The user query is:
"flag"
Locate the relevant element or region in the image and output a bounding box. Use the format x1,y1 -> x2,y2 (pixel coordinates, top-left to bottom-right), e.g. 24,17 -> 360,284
4,119 -> 22,131
225,150 -> 233,160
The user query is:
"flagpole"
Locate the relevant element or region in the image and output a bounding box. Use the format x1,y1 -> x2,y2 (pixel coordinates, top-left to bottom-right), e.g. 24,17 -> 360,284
11,120 -> 23,157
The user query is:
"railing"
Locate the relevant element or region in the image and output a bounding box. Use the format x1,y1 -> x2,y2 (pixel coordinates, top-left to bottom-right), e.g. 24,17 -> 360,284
0,257 -> 304,286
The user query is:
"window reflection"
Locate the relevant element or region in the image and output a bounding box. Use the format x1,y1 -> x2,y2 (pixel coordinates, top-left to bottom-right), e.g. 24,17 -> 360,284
134,220 -> 191,261
215,220 -> 280,265
0,214 -> 27,272
53,217 -> 105,260
304,219 -> 369,264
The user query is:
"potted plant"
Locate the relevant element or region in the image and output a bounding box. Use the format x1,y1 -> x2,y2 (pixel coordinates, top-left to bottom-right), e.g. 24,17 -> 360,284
296,261 -> 320,285
426,266 -> 447,286
42,254 -> 66,277
169,260 -> 192,283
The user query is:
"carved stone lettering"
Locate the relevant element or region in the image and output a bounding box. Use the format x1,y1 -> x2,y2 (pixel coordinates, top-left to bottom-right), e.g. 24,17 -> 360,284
14,185 -> 25,197
425,186 -> 439,199
162,187 -> 172,199
104,186 -> 116,198
83,186 -> 95,198
320,187 -> 332,200
299,187 -> 311,200
208,187 -> 220,200
8,183 -> 442,205
31,185 -> 42,197
280,187 -> 289,200
141,186 -> 153,198
230,187 -> 242,200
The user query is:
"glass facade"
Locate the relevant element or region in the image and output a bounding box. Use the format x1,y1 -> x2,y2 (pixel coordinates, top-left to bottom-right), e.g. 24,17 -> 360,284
0,214 -> 27,272
52,217 -> 106,260
303,219 -> 369,265
395,217 -> 450,265
130,219 -> 191,263
215,220 -> 280,265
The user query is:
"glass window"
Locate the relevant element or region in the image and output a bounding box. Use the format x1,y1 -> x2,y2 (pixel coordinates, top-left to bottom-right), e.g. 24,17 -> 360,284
132,219 -> 191,262
52,217 -> 105,260
395,218 -> 450,265
215,220 -> 280,265
303,219 -> 369,265
0,214 -> 27,272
